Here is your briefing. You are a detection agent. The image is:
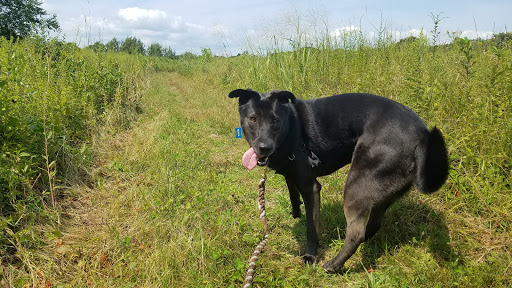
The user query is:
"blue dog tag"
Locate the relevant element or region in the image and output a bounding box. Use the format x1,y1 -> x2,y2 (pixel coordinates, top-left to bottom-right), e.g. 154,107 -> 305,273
235,127 -> 242,138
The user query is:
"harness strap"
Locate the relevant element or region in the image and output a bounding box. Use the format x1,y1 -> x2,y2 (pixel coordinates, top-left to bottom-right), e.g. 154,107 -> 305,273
288,145 -> 321,168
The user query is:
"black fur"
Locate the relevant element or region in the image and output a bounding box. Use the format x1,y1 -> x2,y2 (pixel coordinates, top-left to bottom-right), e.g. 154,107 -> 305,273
229,89 -> 449,273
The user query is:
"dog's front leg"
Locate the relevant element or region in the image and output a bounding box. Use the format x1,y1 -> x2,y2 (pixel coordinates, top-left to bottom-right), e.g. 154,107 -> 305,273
285,177 -> 302,218
300,179 -> 321,264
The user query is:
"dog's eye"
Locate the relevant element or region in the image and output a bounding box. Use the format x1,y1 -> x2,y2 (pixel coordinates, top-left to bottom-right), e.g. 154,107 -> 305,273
272,117 -> 279,124
249,116 -> 257,123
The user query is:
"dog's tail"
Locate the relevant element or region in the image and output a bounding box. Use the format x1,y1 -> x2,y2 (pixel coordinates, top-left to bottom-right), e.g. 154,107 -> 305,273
414,127 -> 449,194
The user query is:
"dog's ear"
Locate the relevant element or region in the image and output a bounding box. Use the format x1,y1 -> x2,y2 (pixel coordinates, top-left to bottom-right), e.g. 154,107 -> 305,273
228,89 -> 260,105
270,90 -> 296,104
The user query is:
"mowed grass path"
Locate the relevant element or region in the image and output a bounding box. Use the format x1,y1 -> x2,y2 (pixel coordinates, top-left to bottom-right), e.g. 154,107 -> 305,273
38,72 -> 511,287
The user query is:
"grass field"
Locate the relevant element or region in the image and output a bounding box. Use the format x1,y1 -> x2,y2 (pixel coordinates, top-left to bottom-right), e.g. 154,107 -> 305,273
1,32 -> 511,287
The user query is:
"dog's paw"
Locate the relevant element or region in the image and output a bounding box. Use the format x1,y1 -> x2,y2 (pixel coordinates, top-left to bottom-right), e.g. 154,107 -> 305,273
322,261 -> 342,274
291,210 -> 301,218
302,254 -> 317,265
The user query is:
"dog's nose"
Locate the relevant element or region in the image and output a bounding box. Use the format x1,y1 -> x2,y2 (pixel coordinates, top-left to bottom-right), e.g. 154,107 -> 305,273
257,143 -> 272,156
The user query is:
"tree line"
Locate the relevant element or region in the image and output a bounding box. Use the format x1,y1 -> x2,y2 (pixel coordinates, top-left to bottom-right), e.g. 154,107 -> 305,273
87,37 -> 179,59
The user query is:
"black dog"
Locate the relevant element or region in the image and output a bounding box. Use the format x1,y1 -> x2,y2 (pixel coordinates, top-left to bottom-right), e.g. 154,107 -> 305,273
229,89 -> 449,273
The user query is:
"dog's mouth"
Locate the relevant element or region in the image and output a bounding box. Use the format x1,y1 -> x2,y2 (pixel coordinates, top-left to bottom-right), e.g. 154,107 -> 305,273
242,147 -> 270,170
257,156 -> 269,166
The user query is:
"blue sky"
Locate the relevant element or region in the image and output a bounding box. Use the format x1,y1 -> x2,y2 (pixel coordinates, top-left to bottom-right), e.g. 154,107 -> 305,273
42,0 -> 511,55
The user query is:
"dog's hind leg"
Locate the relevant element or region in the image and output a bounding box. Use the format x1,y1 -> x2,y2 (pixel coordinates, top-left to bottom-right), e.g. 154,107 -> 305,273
323,160 -> 413,272
322,158 -> 397,273
322,183 -> 370,273
285,177 -> 302,218
363,202 -> 390,241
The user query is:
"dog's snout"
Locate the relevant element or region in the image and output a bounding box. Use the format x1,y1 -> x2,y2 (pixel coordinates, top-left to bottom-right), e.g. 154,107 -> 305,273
257,142 -> 272,156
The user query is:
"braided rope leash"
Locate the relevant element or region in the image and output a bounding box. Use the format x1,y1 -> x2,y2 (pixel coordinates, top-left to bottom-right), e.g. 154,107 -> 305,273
243,168 -> 269,288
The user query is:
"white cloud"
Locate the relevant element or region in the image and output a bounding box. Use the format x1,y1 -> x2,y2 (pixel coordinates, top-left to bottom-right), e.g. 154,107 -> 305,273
330,25 -> 360,38
405,29 -> 423,38
118,7 -> 167,22
459,30 -> 494,40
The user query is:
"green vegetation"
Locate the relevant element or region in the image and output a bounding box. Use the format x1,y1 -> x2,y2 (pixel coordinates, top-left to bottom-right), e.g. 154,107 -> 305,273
1,25 -> 511,288
0,35 -> 149,279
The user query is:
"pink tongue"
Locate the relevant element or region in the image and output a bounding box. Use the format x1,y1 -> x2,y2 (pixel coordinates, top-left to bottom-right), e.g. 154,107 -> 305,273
242,147 -> 258,170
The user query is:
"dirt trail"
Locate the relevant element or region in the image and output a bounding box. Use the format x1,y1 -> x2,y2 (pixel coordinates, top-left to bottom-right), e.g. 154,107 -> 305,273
42,73 -> 190,284
38,72 -> 244,286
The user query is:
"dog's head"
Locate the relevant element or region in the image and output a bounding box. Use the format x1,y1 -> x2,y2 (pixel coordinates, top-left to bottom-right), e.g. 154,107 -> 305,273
229,89 -> 296,166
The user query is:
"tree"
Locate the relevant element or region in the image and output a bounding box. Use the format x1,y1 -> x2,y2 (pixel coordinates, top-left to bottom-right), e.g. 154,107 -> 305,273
163,46 -> 177,59
397,36 -> 419,46
106,37 -> 120,52
120,37 -> 145,55
88,41 -> 105,53
148,42 -> 163,57
179,52 -> 197,59
490,32 -> 512,48
0,0 -> 60,39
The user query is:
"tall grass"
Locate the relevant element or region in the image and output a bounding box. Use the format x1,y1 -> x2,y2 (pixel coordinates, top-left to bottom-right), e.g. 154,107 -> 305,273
0,35 -> 149,269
